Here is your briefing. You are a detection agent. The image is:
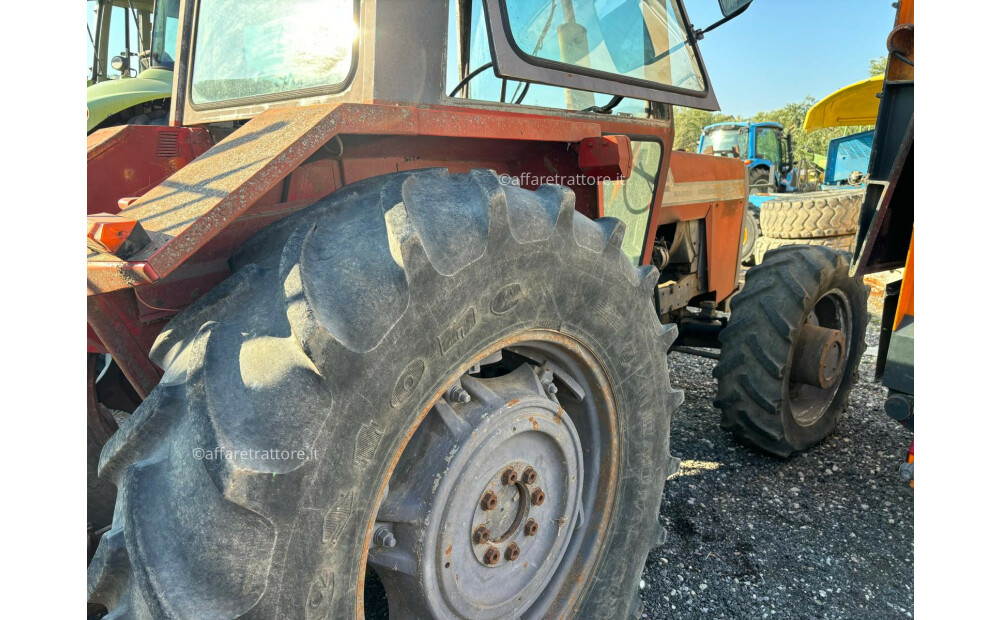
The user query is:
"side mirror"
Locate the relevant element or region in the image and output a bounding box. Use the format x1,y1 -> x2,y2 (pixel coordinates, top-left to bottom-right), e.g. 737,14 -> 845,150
697,0 -> 754,38
719,0 -> 754,18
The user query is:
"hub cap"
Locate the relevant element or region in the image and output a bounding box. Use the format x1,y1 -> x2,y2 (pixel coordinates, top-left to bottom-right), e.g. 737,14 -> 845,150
369,362 -> 586,618
788,288 -> 853,426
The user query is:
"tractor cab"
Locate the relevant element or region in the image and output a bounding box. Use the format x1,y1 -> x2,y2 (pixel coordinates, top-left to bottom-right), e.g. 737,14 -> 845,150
699,120 -> 795,194
86,0 -> 178,132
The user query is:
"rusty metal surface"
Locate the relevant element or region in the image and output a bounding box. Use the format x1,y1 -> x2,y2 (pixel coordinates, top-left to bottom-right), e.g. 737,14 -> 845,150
87,290 -> 164,398
88,103 -> 670,295
88,125 -> 213,215
886,0 -> 914,82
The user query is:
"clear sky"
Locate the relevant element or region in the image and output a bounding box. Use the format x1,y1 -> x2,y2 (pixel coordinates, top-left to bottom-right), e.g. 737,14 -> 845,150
684,0 -> 898,117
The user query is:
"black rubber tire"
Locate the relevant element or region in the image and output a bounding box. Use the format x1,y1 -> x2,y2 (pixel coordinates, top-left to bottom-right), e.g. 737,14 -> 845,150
713,245 -> 868,457
759,189 -> 863,239
740,207 -> 761,266
752,234 -> 855,266
87,354 -> 140,530
748,167 -> 771,194
87,169 -> 683,619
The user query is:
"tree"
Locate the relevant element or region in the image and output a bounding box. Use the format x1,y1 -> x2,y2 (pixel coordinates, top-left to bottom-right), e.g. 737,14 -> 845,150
672,108 -> 737,152
869,56 -> 888,77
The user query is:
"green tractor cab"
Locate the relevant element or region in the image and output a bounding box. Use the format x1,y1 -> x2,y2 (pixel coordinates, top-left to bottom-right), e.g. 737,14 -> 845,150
86,0 -> 178,132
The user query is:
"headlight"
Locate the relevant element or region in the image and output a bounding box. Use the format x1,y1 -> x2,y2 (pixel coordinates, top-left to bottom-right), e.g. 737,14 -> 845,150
111,56 -> 126,72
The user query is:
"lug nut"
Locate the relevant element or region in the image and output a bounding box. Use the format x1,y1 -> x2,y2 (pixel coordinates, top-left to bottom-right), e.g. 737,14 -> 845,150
524,519 -> 538,536
521,467 -> 537,485
531,488 -> 545,506
447,386 -> 471,404
373,527 -> 396,548
501,468 -> 518,486
472,525 -> 491,544
542,380 -> 558,395
505,542 -> 520,561
481,490 -> 498,511
483,546 -> 500,565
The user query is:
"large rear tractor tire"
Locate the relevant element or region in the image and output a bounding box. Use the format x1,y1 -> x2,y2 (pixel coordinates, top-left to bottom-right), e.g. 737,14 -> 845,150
759,189 -> 863,239
87,169 -> 683,619
714,245 -> 868,457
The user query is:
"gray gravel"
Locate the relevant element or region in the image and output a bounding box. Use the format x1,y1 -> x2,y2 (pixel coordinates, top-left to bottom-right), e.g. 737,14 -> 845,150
640,319 -> 913,618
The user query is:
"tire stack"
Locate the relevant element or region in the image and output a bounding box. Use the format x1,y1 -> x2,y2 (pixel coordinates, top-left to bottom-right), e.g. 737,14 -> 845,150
754,189 -> 864,264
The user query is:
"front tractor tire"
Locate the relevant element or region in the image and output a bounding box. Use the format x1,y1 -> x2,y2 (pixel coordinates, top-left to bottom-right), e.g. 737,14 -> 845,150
714,245 -> 868,457
87,169 -> 683,619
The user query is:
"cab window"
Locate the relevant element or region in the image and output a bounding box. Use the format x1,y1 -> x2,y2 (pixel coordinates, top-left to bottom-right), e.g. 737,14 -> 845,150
504,0 -> 705,92
755,127 -> 781,163
601,140 -> 662,265
190,0 -> 357,105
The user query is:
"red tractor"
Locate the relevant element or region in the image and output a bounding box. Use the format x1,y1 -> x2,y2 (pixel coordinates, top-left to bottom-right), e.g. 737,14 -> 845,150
87,1 -> 867,616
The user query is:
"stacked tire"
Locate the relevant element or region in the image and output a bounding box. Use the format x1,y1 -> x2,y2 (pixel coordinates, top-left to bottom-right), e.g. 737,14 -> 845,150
754,190 -> 864,264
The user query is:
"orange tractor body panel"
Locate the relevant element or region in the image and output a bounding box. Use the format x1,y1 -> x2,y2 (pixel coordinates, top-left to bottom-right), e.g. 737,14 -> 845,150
659,151 -> 747,303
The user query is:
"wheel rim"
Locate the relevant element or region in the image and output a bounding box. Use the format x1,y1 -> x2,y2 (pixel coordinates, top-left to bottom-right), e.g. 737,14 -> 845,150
740,211 -> 758,262
363,331 -> 619,618
787,289 -> 853,426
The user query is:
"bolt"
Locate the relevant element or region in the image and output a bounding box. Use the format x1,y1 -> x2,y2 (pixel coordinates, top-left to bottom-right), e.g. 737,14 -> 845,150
524,519 -> 538,536
481,490 -> 498,511
472,525 -> 491,544
531,488 -> 545,506
542,379 -> 558,395
521,467 -> 537,485
373,527 -> 396,548
447,386 -> 471,404
501,468 -> 518,486
505,542 -> 520,561
483,546 -> 500,565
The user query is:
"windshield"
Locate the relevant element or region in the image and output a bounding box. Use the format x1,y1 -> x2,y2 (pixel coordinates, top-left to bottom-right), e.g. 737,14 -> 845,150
504,0 -> 706,93
700,127 -> 747,158
190,0 -> 356,105
149,0 -> 179,69
89,0 -> 151,82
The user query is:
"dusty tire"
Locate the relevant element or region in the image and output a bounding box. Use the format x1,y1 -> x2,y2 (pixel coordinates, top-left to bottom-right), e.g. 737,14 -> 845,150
87,169 -> 682,619
87,354 -> 139,531
713,245 -> 868,457
740,208 -> 761,266
759,189 -> 863,239
752,234 -> 854,265
748,167 -> 771,194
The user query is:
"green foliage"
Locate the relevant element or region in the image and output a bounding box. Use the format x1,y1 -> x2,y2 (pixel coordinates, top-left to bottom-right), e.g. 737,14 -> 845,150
671,108 -> 735,152
869,55 -> 888,77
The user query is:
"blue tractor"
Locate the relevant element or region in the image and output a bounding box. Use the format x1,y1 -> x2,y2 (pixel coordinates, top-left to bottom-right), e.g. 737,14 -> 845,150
699,121 -> 798,263
698,121 -> 797,196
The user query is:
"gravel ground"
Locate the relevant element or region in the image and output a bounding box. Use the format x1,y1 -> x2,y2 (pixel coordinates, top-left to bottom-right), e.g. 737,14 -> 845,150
640,318 -> 913,619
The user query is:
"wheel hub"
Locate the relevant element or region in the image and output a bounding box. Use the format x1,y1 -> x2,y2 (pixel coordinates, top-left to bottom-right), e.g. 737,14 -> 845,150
369,363 -> 584,619
471,462 -> 546,567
